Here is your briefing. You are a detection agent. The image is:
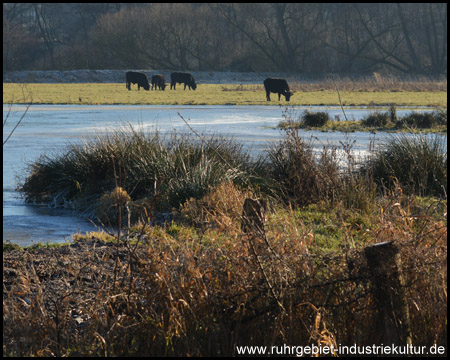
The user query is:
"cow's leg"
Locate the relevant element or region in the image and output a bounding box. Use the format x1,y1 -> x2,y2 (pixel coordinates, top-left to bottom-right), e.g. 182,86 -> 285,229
127,82 -> 130,90
266,91 -> 271,101
278,93 -> 281,101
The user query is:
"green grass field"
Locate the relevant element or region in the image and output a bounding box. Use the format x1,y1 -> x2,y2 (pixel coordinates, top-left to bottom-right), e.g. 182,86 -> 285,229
3,83 -> 447,107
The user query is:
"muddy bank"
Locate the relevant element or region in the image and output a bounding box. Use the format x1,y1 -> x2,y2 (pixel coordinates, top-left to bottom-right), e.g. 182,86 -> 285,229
3,236 -> 146,354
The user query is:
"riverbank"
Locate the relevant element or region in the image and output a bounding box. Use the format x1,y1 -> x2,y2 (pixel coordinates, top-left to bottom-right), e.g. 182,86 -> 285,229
3,192 -> 447,356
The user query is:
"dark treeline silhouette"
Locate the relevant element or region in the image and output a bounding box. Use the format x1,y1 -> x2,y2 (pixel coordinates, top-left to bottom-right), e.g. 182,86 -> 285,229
3,3 -> 447,75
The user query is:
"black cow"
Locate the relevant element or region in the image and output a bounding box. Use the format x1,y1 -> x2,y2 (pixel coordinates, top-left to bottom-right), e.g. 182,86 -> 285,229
170,72 -> 197,90
151,74 -> 166,90
263,78 -> 294,101
126,71 -> 150,91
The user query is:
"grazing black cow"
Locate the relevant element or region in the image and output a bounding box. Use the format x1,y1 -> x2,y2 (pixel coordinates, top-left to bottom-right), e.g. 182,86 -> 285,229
126,71 -> 150,91
151,74 -> 166,90
263,78 -> 294,101
170,72 -> 197,90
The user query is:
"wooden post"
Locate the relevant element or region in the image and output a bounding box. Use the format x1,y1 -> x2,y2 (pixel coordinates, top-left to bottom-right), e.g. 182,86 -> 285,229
241,198 -> 267,238
364,241 -> 412,346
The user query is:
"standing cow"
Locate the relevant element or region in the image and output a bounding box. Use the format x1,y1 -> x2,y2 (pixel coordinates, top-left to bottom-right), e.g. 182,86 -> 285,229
170,72 -> 197,90
126,71 -> 150,91
263,78 -> 294,101
151,74 -> 166,90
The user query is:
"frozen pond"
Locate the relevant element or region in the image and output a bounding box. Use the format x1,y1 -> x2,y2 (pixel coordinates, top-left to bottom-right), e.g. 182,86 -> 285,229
3,104 -> 444,246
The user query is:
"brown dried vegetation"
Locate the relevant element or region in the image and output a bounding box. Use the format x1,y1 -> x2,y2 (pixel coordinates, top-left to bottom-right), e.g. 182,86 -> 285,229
3,184 -> 446,356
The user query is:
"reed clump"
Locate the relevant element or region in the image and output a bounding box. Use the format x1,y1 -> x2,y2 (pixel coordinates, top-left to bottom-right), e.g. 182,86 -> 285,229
365,133 -> 447,198
19,126 -> 253,221
279,108 -> 330,129
362,112 -> 391,128
265,128 -> 342,207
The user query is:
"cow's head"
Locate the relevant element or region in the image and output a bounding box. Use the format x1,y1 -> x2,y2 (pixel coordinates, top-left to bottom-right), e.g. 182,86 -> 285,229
285,91 -> 294,101
143,84 -> 150,91
192,82 -> 197,90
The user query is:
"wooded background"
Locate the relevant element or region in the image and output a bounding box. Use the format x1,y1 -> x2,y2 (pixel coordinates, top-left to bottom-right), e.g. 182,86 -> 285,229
3,3 -> 447,75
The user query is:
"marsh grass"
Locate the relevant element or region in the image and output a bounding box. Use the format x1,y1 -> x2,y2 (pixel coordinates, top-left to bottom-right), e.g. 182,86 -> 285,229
265,128 -> 342,207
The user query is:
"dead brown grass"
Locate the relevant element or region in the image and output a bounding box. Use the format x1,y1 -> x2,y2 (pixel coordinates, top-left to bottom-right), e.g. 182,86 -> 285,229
290,73 -> 447,92
3,187 -> 447,356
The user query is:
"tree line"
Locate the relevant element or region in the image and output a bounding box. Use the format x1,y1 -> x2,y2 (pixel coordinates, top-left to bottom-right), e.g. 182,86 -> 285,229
3,3 -> 447,75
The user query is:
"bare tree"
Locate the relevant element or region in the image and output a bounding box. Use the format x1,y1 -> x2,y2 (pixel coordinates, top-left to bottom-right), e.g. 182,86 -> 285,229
3,3 -> 447,74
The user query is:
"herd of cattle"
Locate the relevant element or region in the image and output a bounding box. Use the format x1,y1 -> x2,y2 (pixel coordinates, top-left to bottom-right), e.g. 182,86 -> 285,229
125,71 -> 294,101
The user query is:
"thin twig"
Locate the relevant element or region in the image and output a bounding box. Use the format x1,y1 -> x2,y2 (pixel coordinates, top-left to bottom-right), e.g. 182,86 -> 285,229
330,75 -> 349,122
3,86 -> 33,146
